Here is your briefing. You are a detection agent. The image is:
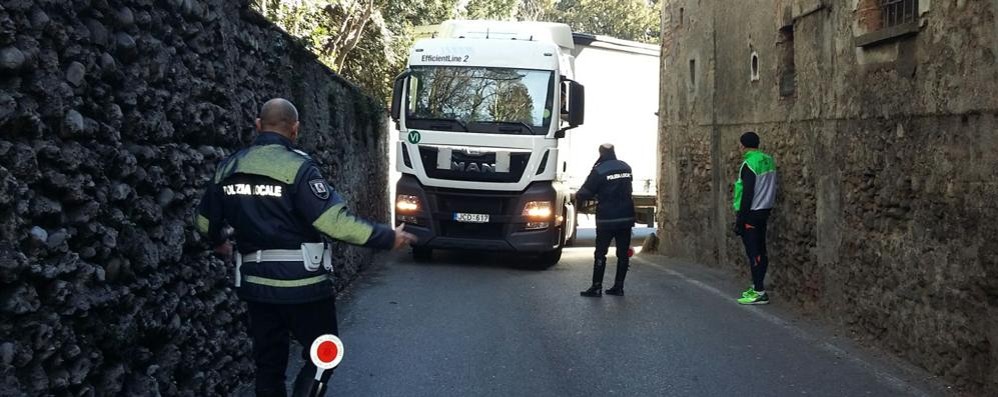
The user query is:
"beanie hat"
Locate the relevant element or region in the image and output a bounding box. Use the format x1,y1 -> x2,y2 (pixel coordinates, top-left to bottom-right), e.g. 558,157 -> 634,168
740,132 -> 760,148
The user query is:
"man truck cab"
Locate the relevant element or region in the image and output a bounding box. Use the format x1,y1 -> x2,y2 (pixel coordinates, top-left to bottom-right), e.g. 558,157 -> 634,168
389,20 -> 585,267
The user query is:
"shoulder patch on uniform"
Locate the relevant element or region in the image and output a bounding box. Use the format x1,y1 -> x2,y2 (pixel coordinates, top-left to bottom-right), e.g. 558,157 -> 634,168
309,179 -> 330,200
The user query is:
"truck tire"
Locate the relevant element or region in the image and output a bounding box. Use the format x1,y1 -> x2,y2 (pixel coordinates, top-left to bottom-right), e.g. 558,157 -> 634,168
412,246 -> 432,262
642,207 -> 656,227
564,207 -> 579,247
534,246 -> 562,269
533,225 -> 565,269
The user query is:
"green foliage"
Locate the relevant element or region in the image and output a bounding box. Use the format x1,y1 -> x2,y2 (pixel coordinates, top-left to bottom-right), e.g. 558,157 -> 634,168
463,0 -> 520,20
549,0 -> 660,43
254,0 -> 659,103
381,0 -> 461,27
256,0 -> 460,103
461,0 -> 660,42
516,0 -> 557,21
366,0 -> 464,100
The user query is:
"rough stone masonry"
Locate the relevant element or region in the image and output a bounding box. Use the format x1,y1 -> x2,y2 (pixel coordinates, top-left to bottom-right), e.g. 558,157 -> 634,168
0,0 -> 390,395
658,0 -> 998,393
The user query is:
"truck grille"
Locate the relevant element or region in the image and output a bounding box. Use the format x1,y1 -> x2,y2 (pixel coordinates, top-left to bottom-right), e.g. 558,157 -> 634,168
438,195 -> 504,214
440,222 -> 505,239
419,146 -> 530,183
429,187 -> 519,215
425,187 -> 523,239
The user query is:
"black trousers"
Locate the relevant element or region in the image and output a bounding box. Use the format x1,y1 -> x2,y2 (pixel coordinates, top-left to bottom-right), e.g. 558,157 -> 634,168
246,297 -> 338,397
594,227 -> 632,263
739,213 -> 769,292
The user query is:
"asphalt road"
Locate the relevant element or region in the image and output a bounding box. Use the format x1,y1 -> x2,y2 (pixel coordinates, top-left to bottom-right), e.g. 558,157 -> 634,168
302,231 -> 950,397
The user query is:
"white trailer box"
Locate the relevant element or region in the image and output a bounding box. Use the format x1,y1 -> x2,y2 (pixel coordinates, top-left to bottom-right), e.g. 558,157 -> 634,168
567,34 -> 660,225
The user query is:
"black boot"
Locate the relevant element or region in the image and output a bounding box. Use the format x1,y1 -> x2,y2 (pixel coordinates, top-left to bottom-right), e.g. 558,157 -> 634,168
605,259 -> 629,296
580,284 -> 602,297
581,259 -> 606,297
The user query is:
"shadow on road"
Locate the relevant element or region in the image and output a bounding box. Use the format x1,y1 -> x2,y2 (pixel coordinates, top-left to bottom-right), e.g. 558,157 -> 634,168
403,249 -> 550,271
398,226 -> 655,271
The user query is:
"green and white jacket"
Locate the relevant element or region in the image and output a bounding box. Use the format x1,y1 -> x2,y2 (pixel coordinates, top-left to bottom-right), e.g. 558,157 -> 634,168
733,150 -> 777,214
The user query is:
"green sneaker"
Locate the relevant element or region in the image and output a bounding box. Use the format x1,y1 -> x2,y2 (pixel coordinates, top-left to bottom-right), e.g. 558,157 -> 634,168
741,286 -> 755,298
737,290 -> 769,305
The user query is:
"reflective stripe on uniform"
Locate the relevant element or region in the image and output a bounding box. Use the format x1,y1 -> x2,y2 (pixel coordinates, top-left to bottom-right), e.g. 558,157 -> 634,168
215,144 -> 306,184
243,274 -> 330,288
215,158 -> 238,183
312,203 -> 374,245
196,214 -> 210,234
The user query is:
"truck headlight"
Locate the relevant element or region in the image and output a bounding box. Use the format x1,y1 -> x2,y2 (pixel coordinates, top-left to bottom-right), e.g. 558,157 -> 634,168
396,195 -> 421,213
522,201 -> 552,219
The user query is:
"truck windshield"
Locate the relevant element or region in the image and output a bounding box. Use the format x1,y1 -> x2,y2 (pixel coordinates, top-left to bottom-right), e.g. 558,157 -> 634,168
406,66 -> 555,135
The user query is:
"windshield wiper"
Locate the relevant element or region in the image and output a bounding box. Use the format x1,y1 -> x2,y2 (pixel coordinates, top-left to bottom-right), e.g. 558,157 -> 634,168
469,121 -> 535,135
409,117 -> 468,132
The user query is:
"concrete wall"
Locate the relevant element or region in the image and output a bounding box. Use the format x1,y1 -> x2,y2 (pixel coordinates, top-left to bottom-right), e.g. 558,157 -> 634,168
0,0 -> 389,395
659,0 -> 998,392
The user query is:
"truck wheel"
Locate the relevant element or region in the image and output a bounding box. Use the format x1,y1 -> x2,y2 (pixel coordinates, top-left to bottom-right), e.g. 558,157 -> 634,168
564,209 -> 578,247
642,207 -> 656,227
534,247 -> 562,269
412,246 -> 432,262
534,225 -> 565,269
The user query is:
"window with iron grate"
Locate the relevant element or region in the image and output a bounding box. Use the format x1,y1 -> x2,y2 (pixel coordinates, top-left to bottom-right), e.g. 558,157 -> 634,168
855,0 -> 920,47
879,0 -> 918,29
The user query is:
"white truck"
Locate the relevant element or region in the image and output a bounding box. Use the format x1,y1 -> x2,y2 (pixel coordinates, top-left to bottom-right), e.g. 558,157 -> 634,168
389,20 -> 658,266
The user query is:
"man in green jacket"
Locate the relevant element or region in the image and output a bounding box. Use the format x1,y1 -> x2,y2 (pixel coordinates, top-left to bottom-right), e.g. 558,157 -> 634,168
732,132 -> 777,305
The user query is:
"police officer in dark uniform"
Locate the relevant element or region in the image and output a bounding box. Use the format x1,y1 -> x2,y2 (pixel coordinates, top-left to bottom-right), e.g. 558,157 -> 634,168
194,98 -> 416,397
576,144 -> 636,297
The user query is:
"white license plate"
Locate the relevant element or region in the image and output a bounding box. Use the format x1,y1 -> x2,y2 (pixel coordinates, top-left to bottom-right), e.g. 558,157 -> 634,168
453,213 -> 490,223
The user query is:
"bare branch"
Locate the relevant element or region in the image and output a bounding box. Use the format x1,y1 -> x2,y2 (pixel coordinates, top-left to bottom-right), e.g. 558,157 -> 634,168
335,0 -> 375,70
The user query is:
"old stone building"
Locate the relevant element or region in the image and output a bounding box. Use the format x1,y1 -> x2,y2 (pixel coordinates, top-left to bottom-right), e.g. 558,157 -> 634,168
658,0 -> 997,392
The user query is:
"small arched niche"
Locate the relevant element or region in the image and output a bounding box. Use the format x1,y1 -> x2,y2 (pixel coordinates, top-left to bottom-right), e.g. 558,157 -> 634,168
750,51 -> 761,82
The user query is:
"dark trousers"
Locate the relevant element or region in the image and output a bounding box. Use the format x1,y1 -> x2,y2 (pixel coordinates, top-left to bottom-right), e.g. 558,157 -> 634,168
593,227 -> 632,286
595,227 -> 632,263
739,214 -> 769,292
246,297 -> 339,397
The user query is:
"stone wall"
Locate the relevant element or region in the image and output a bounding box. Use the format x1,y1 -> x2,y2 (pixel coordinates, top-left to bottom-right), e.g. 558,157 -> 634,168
659,0 -> 998,393
0,0 -> 390,395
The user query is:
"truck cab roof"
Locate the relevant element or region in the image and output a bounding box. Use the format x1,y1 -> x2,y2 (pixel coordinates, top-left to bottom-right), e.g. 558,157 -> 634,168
416,20 -> 575,52
409,38 -> 561,71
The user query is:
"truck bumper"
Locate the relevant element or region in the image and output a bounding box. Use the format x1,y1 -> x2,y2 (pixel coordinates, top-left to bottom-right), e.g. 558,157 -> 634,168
394,175 -> 562,253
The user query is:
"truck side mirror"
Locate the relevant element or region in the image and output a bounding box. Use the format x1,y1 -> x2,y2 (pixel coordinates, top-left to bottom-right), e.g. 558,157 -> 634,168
567,80 -> 585,127
557,79 -> 585,138
390,71 -> 409,122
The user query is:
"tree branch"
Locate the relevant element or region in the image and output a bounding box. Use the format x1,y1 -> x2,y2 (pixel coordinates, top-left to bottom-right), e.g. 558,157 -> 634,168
335,0 -> 375,70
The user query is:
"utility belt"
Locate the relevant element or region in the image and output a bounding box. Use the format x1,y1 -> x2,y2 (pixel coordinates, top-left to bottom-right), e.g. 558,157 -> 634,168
233,243 -> 332,288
